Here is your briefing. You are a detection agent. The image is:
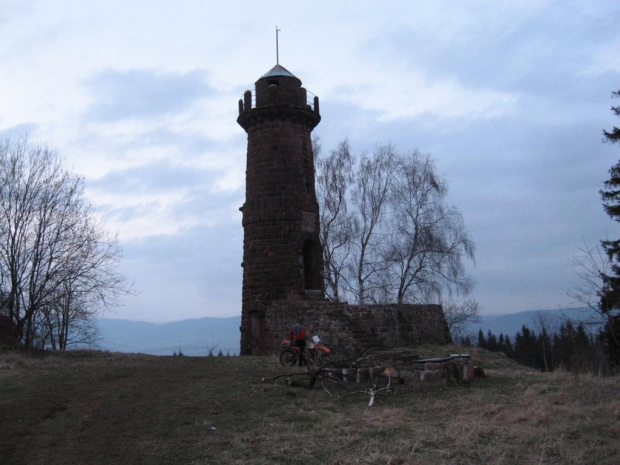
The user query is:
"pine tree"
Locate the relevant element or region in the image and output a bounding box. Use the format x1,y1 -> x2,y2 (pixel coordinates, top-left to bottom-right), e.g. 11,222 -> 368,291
603,90 -> 620,144
537,328 -> 552,372
514,325 -> 538,369
601,318 -> 620,369
599,90 -> 620,369
486,330 -> 499,352
503,335 -> 514,359
554,321 -> 578,371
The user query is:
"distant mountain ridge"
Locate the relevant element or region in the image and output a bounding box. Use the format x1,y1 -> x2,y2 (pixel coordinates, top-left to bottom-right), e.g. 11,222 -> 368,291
92,307 -> 602,356
94,316 -> 241,356
465,307 -> 602,339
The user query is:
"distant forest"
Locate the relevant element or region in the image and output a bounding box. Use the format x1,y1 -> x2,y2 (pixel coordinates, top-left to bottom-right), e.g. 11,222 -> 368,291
468,320 -> 618,375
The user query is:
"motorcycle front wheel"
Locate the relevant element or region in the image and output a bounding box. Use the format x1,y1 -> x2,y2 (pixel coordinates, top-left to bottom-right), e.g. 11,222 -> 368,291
280,349 -> 298,366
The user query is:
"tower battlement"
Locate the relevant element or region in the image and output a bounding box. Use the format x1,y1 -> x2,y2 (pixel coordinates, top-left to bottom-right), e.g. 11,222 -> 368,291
238,87 -> 320,115
237,64 -> 320,131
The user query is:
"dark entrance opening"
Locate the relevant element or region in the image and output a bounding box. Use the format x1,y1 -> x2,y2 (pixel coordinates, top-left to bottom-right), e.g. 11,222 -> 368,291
302,239 -> 320,290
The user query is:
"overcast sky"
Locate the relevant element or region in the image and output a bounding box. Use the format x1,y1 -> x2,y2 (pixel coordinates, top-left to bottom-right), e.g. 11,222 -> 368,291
1,1 -> 619,322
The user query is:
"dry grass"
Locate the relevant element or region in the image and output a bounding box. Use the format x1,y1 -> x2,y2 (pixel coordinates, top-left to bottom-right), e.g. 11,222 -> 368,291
0,347 -> 618,464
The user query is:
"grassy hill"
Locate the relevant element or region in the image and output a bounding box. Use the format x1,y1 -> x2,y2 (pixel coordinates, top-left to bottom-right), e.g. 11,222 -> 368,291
1,347 -> 618,464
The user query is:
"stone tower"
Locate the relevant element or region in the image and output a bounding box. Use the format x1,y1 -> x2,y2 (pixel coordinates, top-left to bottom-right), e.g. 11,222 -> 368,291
237,64 -> 325,355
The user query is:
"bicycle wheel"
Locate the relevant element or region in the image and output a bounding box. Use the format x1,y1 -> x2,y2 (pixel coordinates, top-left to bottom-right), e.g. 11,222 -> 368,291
280,349 -> 298,366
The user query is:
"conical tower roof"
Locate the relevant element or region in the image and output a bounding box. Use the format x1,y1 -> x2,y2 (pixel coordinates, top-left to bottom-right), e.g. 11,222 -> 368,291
261,64 -> 298,79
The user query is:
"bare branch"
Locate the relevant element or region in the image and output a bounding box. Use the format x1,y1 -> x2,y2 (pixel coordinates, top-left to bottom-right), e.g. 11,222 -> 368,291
0,138 -> 131,349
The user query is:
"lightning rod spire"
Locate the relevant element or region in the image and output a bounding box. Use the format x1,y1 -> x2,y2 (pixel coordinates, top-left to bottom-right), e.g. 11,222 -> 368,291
276,26 -> 281,64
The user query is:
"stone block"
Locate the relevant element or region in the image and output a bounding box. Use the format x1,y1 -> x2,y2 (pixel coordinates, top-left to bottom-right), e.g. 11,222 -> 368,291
421,370 -> 442,383
425,362 -> 443,371
465,363 -> 474,381
410,371 -> 422,383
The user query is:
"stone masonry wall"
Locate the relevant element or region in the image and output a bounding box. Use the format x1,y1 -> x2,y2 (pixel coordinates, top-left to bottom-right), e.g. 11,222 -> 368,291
240,117 -> 323,304
263,301 -> 452,353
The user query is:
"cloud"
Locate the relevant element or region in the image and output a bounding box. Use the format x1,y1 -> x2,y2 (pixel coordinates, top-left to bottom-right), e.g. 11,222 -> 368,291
0,123 -> 38,139
327,73 -> 517,122
118,225 -> 243,321
87,159 -> 243,242
0,3 -> 32,27
316,82 -> 617,314
90,159 -> 208,194
83,68 -> 212,121
2,0 -> 620,321
354,1 -> 619,115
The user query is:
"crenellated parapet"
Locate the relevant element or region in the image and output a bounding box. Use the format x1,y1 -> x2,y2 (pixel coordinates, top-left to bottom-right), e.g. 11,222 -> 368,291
238,88 -> 319,113
237,64 -> 320,132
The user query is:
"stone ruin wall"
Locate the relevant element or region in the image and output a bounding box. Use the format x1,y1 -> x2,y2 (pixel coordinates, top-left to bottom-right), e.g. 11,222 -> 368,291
262,301 -> 452,354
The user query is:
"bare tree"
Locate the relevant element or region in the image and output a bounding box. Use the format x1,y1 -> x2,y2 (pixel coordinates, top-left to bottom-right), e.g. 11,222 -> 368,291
530,311 -> 557,372
387,152 -> 475,303
443,299 -> 481,340
0,138 -> 129,350
569,243 -> 619,347
350,145 -> 398,304
315,138 -> 355,302
316,140 -> 475,306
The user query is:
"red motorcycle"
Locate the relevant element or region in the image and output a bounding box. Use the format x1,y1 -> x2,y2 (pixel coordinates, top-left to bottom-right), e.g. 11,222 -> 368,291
280,335 -> 331,366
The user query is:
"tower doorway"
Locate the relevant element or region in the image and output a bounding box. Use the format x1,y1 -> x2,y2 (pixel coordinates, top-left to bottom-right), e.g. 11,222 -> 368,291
303,239 -> 320,290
